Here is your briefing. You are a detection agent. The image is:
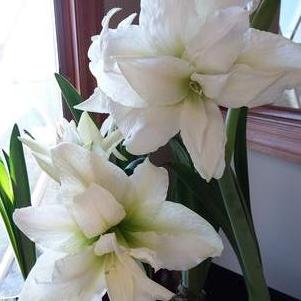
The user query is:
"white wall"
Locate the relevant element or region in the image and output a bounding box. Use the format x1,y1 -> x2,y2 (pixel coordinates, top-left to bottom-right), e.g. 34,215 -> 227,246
214,150 -> 301,299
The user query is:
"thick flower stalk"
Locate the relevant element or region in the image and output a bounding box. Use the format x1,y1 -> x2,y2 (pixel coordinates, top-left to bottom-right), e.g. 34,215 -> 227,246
20,112 -> 125,182
77,0 -> 301,181
13,143 -> 223,301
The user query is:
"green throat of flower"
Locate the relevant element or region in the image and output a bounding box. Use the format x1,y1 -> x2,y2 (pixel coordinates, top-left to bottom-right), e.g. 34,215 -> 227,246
189,80 -> 203,96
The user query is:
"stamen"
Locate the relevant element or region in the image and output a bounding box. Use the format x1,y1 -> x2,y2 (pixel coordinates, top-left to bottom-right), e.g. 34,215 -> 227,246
189,80 -> 203,95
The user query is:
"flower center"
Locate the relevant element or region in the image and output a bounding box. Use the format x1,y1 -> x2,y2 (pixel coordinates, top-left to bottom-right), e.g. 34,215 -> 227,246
189,80 -> 203,96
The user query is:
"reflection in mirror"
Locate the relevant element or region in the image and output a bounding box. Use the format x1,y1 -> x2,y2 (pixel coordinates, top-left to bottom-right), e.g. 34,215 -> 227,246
277,0 -> 301,109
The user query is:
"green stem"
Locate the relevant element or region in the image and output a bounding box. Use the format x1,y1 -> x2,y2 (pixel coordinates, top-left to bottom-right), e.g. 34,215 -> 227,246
218,166 -> 270,301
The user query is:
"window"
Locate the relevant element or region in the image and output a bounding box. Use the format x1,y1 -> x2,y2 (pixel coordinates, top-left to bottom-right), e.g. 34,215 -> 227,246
278,0 -> 301,108
0,0 -> 61,295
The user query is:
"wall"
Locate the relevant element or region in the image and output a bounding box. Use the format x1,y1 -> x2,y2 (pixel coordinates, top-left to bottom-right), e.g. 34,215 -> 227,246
214,150 -> 301,299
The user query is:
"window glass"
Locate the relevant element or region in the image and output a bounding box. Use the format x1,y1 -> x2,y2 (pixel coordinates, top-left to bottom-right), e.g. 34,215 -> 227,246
0,0 -> 61,295
277,0 -> 301,108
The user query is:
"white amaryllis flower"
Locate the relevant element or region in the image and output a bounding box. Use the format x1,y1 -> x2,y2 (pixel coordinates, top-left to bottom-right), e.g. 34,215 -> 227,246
20,112 -> 125,182
77,0 -> 301,181
13,143 -> 223,301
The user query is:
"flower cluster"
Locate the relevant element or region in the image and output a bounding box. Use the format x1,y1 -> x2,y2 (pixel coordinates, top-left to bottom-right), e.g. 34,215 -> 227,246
13,0 -> 301,300
78,0 -> 301,181
14,118 -> 222,300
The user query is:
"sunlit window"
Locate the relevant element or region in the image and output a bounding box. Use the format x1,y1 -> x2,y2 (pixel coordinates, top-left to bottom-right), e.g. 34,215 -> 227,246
278,0 -> 301,108
0,0 -> 61,295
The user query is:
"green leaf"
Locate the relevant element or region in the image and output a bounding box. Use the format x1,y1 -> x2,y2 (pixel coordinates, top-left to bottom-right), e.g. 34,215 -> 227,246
169,163 -> 239,250
2,150 -> 11,174
218,166 -> 270,301
225,108 -> 241,164
225,109 -> 262,262
9,125 -> 31,207
169,162 -> 246,295
55,73 -> 83,123
169,137 -> 193,168
230,0 -> 281,267
9,124 -> 36,278
0,197 -> 22,268
0,157 -> 14,217
234,108 -> 250,206
251,0 -> 281,31
124,157 -> 146,176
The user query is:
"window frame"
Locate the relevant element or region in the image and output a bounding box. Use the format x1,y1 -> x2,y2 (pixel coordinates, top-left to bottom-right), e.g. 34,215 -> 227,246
53,0 -> 104,120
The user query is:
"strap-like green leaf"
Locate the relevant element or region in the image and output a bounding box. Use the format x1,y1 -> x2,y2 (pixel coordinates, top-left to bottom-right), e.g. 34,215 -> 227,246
55,73 -> 83,123
0,158 -> 13,202
251,0 -> 281,31
234,108 -> 250,206
218,167 -> 270,301
0,198 -> 22,268
124,157 -> 146,176
169,137 -> 193,168
9,124 -> 36,278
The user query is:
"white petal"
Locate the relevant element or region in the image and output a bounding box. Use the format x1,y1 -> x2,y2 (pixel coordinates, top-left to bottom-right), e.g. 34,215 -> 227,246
105,254 -> 134,301
105,252 -> 173,301
194,0 -> 245,21
103,130 -> 126,161
100,115 -> 115,136
103,129 -> 123,152
117,56 -> 192,106
129,158 -> 168,211
13,205 -> 86,253
52,246 -> 103,285
127,201 -> 223,271
123,254 -> 174,301
19,136 -> 49,157
71,184 -> 126,238
94,233 -> 121,257
211,65 -> 288,108
180,98 -> 226,181
88,8 -> 122,81
185,7 -> 249,73
246,72 -> 301,107
193,64 -> 286,108
128,247 -> 161,272
51,143 -> 129,203
56,119 -> 81,144
107,100 -> 181,155
102,18 -> 153,74
238,29 -> 301,72
77,111 -> 109,158
92,17 -> 153,108
191,72 -> 230,99
19,249 -> 105,301
31,151 -> 60,182
101,71 -> 149,108
78,112 -> 103,144
20,137 -> 60,182
75,88 -> 110,113
140,0 -> 201,54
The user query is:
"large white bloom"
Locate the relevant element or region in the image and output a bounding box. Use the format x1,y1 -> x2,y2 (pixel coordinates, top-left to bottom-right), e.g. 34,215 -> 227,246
20,112 -> 125,182
13,143 -> 223,301
77,0 -> 301,181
